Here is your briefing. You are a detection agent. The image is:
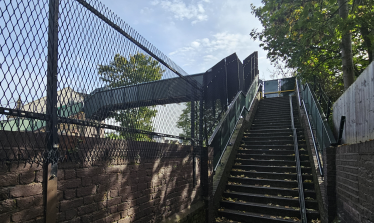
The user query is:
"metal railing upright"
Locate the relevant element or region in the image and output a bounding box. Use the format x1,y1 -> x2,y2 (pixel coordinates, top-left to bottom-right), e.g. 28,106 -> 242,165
209,75 -> 260,171
289,95 -> 307,223
297,79 -> 337,176
296,79 -> 323,177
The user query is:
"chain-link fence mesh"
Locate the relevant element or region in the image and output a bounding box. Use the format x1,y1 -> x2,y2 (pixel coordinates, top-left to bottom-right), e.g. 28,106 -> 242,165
0,0 -> 50,164
0,0 -> 258,164
0,0 -> 202,164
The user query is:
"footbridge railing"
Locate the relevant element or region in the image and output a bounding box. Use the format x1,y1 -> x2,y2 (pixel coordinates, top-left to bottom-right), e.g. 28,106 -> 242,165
209,75 -> 260,171
296,79 -> 337,176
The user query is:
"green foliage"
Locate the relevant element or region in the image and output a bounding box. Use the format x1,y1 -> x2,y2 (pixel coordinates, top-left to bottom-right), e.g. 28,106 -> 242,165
251,0 -> 374,101
177,100 -> 225,145
177,102 -> 192,144
98,53 -> 164,141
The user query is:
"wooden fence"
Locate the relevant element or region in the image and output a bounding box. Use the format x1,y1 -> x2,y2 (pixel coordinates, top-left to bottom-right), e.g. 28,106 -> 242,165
333,62 -> 374,144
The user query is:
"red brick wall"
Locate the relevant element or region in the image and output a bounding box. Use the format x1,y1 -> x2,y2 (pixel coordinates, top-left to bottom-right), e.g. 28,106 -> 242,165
323,140 -> 374,223
0,163 -> 44,223
0,132 -> 202,223
335,141 -> 374,223
56,155 -> 201,223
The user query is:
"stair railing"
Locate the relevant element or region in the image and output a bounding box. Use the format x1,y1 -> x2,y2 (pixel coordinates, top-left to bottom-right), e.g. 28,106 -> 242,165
297,79 -> 337,177
209,75 -> 260,172
296,78 -> 323,177
289,95 -> 307,223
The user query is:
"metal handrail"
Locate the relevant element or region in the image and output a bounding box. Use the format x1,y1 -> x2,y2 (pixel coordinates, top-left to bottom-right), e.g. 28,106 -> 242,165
296,78 -> 323,177
289,95 -> 307,223
302,99 -> 323,177
209,77 -> 261,172
208,75 -> 259,145
296,78 -> 301,106
304,83 -> 336,146
212,95 -> 255,172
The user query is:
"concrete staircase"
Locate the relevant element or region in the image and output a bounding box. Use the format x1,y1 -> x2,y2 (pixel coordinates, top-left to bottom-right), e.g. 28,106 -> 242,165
215,96 -> 320,223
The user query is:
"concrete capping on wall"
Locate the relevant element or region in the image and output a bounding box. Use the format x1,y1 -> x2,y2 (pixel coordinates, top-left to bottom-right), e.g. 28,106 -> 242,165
295,93 -> 326,222
210,92 -> 261,222
332,61 -> 374,144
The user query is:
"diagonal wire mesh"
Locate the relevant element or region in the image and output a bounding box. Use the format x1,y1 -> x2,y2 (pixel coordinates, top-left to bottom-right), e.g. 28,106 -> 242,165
0,0 -> 202,164
0,0 -> 50,164
0,0 -> 258,164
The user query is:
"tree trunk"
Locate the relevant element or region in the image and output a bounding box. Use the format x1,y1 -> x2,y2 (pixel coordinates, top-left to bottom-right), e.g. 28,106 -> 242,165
338,0 -> 355,90
360,26 -> 373,62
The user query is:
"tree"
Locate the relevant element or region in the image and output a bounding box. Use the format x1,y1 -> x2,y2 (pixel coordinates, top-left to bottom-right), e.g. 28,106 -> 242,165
338,0 -> 355,90
177,102 -> 192,144
177,101 -> 225,145
250,0 -> 374,100
98,53 -> 164,141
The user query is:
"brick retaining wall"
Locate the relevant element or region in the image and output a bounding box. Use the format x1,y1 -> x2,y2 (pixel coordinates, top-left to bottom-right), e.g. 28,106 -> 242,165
335,141 -> 374,223
0,163 -> 44,223
0,132 -> 204,223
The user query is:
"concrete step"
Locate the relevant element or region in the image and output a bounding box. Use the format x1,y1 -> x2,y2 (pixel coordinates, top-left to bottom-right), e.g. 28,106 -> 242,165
245,129 -> 302,134
234,159 -> 311,167
237,148 -> 309,155
241,144 -> 308,149
256,108 -> 295,113
228,177 -> 315,190
240,139 -> 304,146
222,191 -> 319,211
227,191 -> 318,209
240,145 -> 298,150
219,202 -> 320,222
236,154 -> 310,162
254,114 -> 292,119
243,132 -> 303,137
252,118 -> 300,123
242,136 -> 305,141
220,200 -> 302,219
250,125 -> 301,130
217,209 -> 297,223
226,184 -> 317,199
250,123 -> 301,128
231,164 -> 312,174
229,170 -> 314,181
252,120 -> 300,125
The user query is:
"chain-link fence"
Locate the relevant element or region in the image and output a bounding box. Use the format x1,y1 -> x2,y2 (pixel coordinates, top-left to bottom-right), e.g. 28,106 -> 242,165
0,0 -> 203,164
0,0 -> 259,165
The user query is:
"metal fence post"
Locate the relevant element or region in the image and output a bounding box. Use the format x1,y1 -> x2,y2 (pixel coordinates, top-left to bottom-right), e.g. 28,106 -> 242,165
44,0 -> 59,222
191,83 -> 196,187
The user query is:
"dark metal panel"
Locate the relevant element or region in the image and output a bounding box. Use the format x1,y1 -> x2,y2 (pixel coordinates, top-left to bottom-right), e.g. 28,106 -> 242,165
225,53 -> 240,102
280,77 -> 296,97
264,79 -> 278,98
238,59 -> 244,92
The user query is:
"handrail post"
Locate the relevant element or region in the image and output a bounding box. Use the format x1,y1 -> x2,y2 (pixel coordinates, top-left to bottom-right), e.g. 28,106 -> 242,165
337,116 -> 346,145
191,83 -> 196,186
289,95 -> 307,223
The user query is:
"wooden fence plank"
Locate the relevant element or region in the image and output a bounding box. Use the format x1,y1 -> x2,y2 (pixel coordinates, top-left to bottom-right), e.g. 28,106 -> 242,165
369,64 -> 374,141
333,62 -> 374,144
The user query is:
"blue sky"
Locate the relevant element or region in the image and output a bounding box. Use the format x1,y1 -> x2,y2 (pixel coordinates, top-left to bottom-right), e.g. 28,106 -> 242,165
100,0 -> 275,80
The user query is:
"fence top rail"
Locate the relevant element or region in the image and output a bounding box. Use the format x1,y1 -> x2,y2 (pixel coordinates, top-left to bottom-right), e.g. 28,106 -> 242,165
304,83 -> 337,145
75,0 -> 202,91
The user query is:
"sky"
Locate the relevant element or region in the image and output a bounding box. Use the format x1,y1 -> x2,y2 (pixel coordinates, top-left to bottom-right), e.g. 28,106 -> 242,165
100,0 -> 275,80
